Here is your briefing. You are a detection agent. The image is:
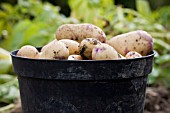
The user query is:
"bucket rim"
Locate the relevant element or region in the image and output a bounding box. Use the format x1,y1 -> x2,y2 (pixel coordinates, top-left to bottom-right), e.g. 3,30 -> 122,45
10,49 -> 155,62
11,49 -> 155,80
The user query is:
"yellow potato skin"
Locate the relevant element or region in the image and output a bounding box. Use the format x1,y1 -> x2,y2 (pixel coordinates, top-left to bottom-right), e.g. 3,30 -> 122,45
125,51 -> 142,59
41,39 -> 57,52
108,30 -> 153,56
92,43 -> 119,60
59,39 -> 80,55
68,55 -> 83,60
40,40 -> 69,60
56,23 -> 106,43
17,45 -> 39,59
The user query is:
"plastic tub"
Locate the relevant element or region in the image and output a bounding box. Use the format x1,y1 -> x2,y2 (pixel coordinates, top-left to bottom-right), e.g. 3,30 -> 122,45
11,49 -> 154,113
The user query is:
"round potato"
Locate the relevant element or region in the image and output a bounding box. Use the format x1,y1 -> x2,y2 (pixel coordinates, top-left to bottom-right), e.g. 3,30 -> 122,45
59,39 -> 79,55
92,43 -> 119,60
79,38 -> 101,59
40,40 -> 69,60
125,51 -> 142,59
107,30 -> 153,56
68,55 -> 83,60
41,39 -> 57,52
17,45 -> 39,59
56,23 -> 106,43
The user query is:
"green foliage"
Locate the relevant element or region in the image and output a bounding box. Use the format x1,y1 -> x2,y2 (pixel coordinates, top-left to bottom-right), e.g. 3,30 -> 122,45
149,52 -> 170,87
0,78 -> 19,104
0,60 -> 12,74
69,0 -> 114,28
0,74 -> 14,84
154,6 -> 170,30
136,0 -> 152,18
0,0 -> 78,51
0,49 -> 18,111
0,47 -> 17,106
0,48 -> 11,60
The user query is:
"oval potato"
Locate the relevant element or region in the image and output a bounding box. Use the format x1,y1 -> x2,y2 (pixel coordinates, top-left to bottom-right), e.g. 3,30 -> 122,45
125,51 -> 142,59
79,38 -> 101,59
59,39 -> 79,55
68,55 -> 83,60
56,23 -> 106,43
40,40 -> 69,60
107,30 -> 153,56
17,45 -> 39,59
41,39 -> 57,52
92,43 -> 119,60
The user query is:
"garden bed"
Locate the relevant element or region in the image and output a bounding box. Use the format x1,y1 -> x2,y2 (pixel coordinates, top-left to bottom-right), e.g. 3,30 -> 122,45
144,86 -> 170,113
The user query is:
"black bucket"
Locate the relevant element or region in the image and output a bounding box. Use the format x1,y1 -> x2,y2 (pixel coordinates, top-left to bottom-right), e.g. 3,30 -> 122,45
11,49 -> 154,113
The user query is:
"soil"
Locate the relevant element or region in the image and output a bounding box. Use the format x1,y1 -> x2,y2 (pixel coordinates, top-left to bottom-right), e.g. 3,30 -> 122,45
144,86 -> 170,113
10,86 -> 170,113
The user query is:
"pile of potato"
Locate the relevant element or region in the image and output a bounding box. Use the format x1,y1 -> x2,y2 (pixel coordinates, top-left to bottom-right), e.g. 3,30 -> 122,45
17,23 -> 153,60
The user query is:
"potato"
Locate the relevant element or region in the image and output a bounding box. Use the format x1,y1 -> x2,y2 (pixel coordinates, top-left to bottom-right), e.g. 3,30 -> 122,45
17,45 -> 39,59
92,43 -> 119,60
79,38 -> 101,59
107,30 -> 153,56
68,55 -> 83,60
40,40 -> 69,60
125,51 -> 142,59
56,23 -> 106,43
59,39 -> 79,55
41,39 -> 57,52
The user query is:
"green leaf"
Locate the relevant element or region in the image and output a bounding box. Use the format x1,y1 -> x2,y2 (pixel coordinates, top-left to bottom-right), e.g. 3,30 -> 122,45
69,0 -> 98,22
0,60 -> 12,74
0,74 -> 15,84
156,6 -> 170,30
154,38 -> 170,51
0,86 -> 19,103
22,22 -> 49,47
149,67 -> 160,84
9,20 -> 32,50
0,48 -> 10,60
0,78 -> 19,103
0,11 -> 7,18
155,54 -> 170,64
0,3 -> 14,14
159,69 -> 170,88
136,0 -> 151,17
